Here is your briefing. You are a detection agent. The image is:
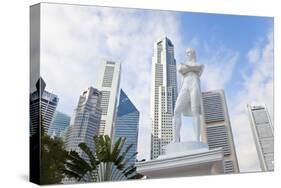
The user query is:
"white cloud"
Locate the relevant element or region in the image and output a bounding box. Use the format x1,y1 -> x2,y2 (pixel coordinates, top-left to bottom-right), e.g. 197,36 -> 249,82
40,3 -> 184,160
229,30 -> 273,172
247,47 -> 261,64
201,46 -> 239,91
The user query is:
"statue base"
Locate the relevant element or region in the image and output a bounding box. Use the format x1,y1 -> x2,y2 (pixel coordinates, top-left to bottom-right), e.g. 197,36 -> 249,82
136,143 -> 224,178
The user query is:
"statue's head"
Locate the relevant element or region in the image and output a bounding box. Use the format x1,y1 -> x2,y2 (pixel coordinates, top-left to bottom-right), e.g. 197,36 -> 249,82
186,48 -> 196,62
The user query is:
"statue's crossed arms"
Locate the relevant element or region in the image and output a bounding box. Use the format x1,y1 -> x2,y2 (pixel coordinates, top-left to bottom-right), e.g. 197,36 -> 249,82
178,63 -> 204,76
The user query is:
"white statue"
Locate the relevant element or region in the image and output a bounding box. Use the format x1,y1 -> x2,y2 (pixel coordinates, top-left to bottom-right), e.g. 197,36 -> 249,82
173,48 -> 204,143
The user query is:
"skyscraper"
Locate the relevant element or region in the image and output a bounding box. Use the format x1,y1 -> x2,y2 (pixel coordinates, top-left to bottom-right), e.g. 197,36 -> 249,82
96,61 -> 121,138
48,111 -> 71,138
65,87 -> 102,160
30,77 -> 59,136
247,104 -> 274,171
151,37 -> 178,159
114,89 -> 140,168
29,77 -> 58,183
201,90 -> 239,173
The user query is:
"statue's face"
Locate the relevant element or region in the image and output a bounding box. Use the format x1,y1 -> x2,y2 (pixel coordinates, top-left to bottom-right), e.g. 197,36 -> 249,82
186,48 -> 196,62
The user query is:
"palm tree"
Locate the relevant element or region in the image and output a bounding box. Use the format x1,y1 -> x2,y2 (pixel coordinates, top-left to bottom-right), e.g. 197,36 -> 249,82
63,135 -> 143,182
41,134 -> 68,184
40,114 -> 68,185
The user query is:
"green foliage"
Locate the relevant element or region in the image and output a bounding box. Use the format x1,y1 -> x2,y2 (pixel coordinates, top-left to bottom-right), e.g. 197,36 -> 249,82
40,115 -> 68,185
63,135 -> 143,182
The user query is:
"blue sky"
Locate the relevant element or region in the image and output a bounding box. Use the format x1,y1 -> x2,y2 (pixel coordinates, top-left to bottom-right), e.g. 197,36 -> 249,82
39,3 -> 273,172
177,11 -> 273,91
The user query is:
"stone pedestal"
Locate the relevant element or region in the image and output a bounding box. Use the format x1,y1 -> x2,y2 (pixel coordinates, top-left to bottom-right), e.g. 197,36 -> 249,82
136,142 -> 224,178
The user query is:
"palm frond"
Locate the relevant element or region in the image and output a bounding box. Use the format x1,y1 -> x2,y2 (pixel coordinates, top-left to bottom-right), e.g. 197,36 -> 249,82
119,152 -> 138,170
115,144 -> 133,168
111,137 -> 126,161
62,169 -> 83,181
78,143 -> 98,169
64,135 -> 143,182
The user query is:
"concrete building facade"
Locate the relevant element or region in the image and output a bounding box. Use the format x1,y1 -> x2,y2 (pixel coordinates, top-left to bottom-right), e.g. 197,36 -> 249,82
201,90 -> 239,173
247,104 -> 274,171
96,61 -> 121,138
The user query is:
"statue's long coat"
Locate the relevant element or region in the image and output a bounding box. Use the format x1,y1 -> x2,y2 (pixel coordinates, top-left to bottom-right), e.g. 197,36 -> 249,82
176,63 -> 204,116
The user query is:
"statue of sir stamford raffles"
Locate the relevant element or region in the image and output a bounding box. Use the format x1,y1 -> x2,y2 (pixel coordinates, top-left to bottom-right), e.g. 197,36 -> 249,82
173,48 -> 204,143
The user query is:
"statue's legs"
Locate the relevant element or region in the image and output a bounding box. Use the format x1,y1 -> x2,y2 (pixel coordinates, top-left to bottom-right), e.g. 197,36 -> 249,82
189,77 -> 202,143
192,114 -> 201,142
173,111 -> 181,143
173,94 -> 185,143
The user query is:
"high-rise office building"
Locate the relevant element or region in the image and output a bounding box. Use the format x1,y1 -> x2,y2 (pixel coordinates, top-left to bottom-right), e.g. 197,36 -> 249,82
150,37 -> 178,159
201,90 -> 239,173
114,89 -> 139,168
30,77 -> 59,136
30,77 -> 59,183
48,111 -> 71,138
247,104 -> 274,171
96,61 -> 121,138
65,87 -> 102,160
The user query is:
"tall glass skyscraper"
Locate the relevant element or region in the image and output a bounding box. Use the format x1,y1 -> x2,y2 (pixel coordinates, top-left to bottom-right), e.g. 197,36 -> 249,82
201,90 -> 239,173
65,87 -> 102,160
30,77 -> 59,136
29,77 -> 58,183
114,89 -> 139,168
48,111 -> 71,138
150,37 -> 178,159
96,61 -> 121,138
247,104 -> 274,171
